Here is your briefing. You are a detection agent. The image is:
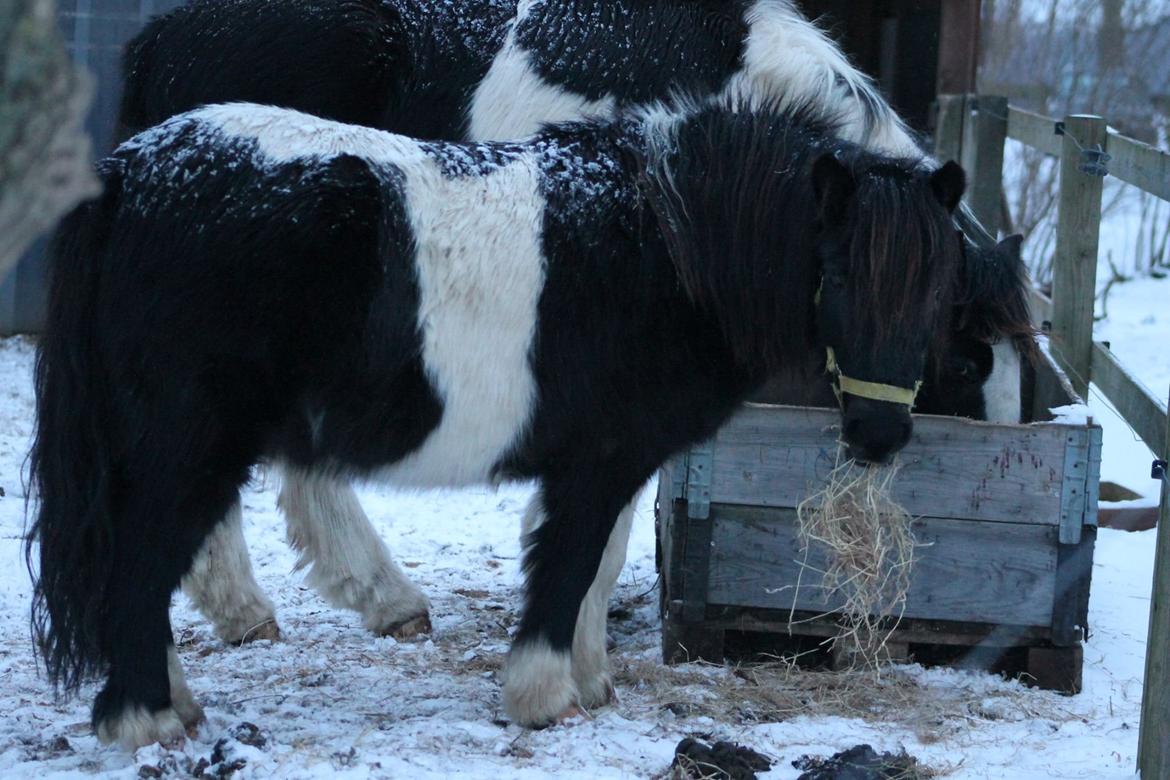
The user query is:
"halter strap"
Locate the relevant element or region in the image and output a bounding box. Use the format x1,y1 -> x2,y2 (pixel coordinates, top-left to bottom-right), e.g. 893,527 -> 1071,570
825,347 -> 921,408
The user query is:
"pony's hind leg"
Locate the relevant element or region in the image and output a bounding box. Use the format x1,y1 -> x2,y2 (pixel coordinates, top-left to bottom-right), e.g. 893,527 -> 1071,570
93,431 -> 252,748
519,491 -> 639,711
279,466 -> 431,638
182,501 -> 281,644
93,489 -> 231,748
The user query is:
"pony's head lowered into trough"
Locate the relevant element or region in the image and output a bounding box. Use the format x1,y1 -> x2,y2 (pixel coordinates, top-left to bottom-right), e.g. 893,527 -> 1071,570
635,105 -> 966,463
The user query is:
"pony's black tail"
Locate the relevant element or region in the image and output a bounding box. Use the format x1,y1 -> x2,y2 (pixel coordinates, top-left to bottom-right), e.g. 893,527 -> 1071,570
26,163 -> 124,693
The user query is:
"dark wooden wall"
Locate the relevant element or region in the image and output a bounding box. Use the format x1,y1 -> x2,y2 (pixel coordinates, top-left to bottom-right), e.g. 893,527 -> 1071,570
795,0 -> 981,135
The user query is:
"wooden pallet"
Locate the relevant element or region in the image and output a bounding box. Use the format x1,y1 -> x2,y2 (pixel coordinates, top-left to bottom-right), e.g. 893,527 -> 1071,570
655,349 -> 1099,694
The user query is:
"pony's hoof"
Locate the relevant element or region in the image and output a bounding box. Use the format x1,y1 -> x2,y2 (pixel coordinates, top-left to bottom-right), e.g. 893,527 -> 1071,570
554,705 -> 591,724
236,619 -> 281,644
576,672 -> 616,711
381,612 -> 432,640
502,641 -> 578,728
96,705 -> 186,751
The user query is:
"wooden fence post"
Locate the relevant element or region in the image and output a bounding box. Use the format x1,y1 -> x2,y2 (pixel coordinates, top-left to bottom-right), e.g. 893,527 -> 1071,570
1050,114 -> 1107,399
1139,389 -> 1170,779
963,96 -> 1008,238
934,94 -> 967,167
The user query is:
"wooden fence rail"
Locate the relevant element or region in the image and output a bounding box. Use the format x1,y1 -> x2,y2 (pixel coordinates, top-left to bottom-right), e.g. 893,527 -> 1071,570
935,94 -> 1170,779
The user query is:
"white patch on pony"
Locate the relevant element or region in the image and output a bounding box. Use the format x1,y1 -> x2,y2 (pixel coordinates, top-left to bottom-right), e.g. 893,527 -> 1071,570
194,105 -> 545,487
468,3 -> 615,141
503,638 -> 579,727
379,155 -> 546,487
724,0 -> 921,158
572,496 -> 636,708
181,502 -> 278,644
197,103 -> 429,167
279,467 -> 431,635
984,340 -> 1023,424
96,704 -> 186,750
167,646 -> 205,728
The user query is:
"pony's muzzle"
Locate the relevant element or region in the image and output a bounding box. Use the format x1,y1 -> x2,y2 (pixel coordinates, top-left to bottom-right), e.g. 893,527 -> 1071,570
841,396 -> 912,465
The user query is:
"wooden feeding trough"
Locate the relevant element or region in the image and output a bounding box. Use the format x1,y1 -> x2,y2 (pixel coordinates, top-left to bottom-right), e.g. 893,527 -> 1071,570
655,348 -> 1101,692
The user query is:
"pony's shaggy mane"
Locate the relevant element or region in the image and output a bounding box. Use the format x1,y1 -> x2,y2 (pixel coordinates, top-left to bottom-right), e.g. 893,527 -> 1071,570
630,97 -> 956,373
631,99 -> 843,371
842,164 -> 961,364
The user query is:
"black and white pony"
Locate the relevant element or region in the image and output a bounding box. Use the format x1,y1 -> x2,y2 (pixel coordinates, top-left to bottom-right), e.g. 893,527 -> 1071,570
117,0 -> 1035,655
31,98 -> 974,747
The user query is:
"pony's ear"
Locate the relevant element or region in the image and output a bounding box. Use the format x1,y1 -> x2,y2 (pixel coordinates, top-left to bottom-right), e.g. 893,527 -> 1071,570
930,161 -> 966,213
955,230 -> 1037,357
812,154 -> 855,224
999,233 -> 1024,255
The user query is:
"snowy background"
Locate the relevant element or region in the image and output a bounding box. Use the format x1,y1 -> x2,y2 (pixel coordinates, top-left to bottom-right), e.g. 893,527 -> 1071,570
0,216 -> 1165,777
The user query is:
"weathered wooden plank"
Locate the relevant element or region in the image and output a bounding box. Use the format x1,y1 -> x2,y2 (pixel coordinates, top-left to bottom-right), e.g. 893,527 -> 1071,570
1139,388 -> 1170,779
936,1 -> 981,95
1006,106 -> 1063,157
965,96 -> 1008,237
1107,131 -> 1170,203
705,404 -> 1086,525
1091,341 -> 1168,461
1050,114 -> 1107,399
707,608 -> 1053,648
706,506 -> 1058,627
933,94 -> 967,167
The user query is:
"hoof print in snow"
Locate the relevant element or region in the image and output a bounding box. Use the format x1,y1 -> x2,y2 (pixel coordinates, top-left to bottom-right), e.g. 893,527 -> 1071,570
793,744 -> 927,780
20,735 -> 73,762
670,737 -> 772,780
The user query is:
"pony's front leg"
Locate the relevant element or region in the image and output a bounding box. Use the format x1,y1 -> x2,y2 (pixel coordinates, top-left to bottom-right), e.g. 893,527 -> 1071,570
519,491 -> 639,711
182,501 -> 280,644
279,467 -> 431,638
504,484 -> 636,726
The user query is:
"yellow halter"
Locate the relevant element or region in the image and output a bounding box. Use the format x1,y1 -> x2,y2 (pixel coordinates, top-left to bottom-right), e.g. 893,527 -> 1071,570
825,347 -> 922,408
815,280 -> 923,408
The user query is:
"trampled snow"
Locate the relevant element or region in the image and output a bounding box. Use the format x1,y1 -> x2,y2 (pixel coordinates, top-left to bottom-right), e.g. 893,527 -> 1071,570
1,275 -> 1166,778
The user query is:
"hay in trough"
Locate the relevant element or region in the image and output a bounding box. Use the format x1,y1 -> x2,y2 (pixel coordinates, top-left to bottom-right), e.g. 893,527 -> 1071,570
794,452 -> 918,670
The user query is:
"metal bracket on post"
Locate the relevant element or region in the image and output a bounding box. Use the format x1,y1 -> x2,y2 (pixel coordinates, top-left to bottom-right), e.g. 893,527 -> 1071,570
1154,460 -> 1168,482
1059,432 -> 1092,544
685,441 -> 714,520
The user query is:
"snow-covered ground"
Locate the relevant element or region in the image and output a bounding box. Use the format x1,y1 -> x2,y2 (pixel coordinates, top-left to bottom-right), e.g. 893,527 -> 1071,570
0,275 -> 1166,778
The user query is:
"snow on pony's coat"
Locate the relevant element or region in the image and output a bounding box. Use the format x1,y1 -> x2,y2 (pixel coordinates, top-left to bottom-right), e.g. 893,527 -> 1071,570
116,0 -> 1033,677
31,98 -> 973,747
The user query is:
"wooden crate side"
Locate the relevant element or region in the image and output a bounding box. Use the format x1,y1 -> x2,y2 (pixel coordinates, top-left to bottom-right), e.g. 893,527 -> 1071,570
704,606 -> 1053,648
655,466 -> 715,624
707,405 -> 1085,526
705,505 -> 1058,627
1052,526 -> 1096,646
